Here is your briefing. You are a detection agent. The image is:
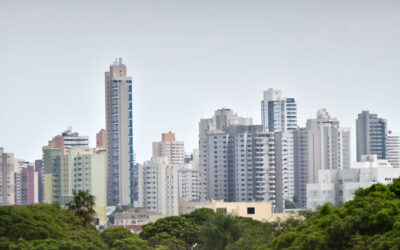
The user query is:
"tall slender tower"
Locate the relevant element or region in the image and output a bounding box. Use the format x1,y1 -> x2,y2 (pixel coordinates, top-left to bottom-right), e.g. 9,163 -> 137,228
105,58 -> 134,205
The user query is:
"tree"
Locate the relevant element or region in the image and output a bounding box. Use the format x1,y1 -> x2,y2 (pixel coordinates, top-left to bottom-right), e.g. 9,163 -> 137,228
66,189 -> 96,227
111,236 -> 150,250
200,212 -> 243,250
140,215 -> 199,248
100,227 -> 135,248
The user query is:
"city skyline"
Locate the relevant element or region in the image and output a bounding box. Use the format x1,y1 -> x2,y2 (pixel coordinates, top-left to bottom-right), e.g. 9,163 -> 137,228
1,1 -> 400,163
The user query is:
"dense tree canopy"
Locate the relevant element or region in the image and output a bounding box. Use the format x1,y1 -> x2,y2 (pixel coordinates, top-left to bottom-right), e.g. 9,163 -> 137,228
4,178 -> 400,249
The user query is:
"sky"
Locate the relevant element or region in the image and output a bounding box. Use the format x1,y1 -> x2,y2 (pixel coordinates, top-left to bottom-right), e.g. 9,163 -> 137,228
0,0 -> 399,163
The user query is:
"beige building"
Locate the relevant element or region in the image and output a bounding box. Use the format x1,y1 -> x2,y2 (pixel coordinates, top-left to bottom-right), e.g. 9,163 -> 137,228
180,199 -> 294,222
114,207 -> 164,226
152,132 -> 185,165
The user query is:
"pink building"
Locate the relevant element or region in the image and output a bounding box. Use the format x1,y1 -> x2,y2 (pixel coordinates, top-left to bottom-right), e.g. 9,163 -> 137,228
21,165 -> 38,205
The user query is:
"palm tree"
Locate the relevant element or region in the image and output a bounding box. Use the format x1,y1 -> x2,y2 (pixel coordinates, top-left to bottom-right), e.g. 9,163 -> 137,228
67,189 -> 96,227
200,212 -> 243,249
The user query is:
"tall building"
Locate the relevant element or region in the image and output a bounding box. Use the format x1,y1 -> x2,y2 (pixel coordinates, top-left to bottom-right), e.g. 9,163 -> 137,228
152,132 -> 185,164
96,129 -> 107,148
20,165 -> 39,205
307,155 -> 399,209
68,148 -> 107,224
356,111 -> 387,161
105,58 -> 134,205
199,109 -> 252,201
138,157 -> 179,216
387,131 -> 400,168
14,160 -> 39,205
293,109 -> 351,208
46,129 -> 89,155
261,88 -> 297,132
178,164 -> 200,202
35,160 -> 44,203
306,109 -> 351,183
199,109 -> 288,212
260,89 -> 297,205
0,148 -> 15,205
43,129 -> 89,204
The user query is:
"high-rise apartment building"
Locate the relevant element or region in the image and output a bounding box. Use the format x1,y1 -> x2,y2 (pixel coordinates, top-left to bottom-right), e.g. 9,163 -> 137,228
356,111 -> 387,161
105,58 -> 134,205
261,89 -> 297,204
46,129 -> 89,155
43,129 -> 89,204
293,109 -> 351,208
0,148 -> 15,205
138,157 -> 179,216
387,131 -> 400,168
199,109 -> 288,212
20,165 -> 39,205
96,129 -> 107,148
68,148 -> 107,224
178,164 -> 200,202
261,88 -> 297,132
199,109 -> 252,201
152,132 -> 185,164
35,159 -> 44,203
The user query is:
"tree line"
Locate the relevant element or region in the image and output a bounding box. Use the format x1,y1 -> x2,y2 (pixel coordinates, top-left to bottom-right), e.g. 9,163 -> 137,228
2,178 -> 400,249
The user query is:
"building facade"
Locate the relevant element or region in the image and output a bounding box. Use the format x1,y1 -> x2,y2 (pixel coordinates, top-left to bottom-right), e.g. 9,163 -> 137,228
138,157 -> 179,216
0,148 -> 15,205
105,58 -> 134,205
261,88 -> 297,132
178,164 -> 200,202
96,129 -> 107,148
356,110 -> 387,161
307,155 -> 399,210
152,132 -> 185,164
386,131 -> 400,168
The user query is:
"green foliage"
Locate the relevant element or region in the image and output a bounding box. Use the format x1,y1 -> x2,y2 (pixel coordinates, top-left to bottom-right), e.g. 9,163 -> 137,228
264,177 -> 400,250
0,204 -> 105,249
147,232 -> 186,250
285,199 -> 297,209
100,227 -> 136,248
140,215 -> 199,248
111,236 -> 150,250
67,189 -> 96,227
200,212 -> 243,250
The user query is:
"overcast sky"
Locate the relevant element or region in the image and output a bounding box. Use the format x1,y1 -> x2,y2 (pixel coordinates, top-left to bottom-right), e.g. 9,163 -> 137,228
0,0 -> 399,163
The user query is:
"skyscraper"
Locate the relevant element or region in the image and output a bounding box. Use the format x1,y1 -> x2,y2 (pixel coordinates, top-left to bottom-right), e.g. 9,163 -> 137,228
105,58 -> 134,205
0,148 -> 15,205
261,88 -> 297,132
293,109 -> 351,208
152,132 -> 185,164
356,110 -> 387,161
387,131 -> 400,168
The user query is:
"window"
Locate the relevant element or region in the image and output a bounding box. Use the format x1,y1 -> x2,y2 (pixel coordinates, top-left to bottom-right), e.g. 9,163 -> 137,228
247,207 -> 255,214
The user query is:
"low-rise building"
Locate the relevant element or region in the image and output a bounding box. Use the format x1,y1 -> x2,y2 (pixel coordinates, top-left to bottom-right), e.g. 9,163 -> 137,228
307,155 -> 400,210
180,199 -> 295,222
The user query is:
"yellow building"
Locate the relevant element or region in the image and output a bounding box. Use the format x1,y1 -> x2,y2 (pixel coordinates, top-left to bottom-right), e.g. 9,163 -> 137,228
181,199 -> 295,222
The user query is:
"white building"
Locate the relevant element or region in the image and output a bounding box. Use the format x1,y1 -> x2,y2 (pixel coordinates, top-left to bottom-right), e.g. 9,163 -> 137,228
178,164 -> 200,202
261,88 -> 297,132
0,148 -> 15,205
387,131 -> 400,168
199,109 -> 289,212
138,157 -> 179,216
152,132 -> 185,165
105,58 -> 134,205
307,155 -> 400,210
292,109 -> 351,208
